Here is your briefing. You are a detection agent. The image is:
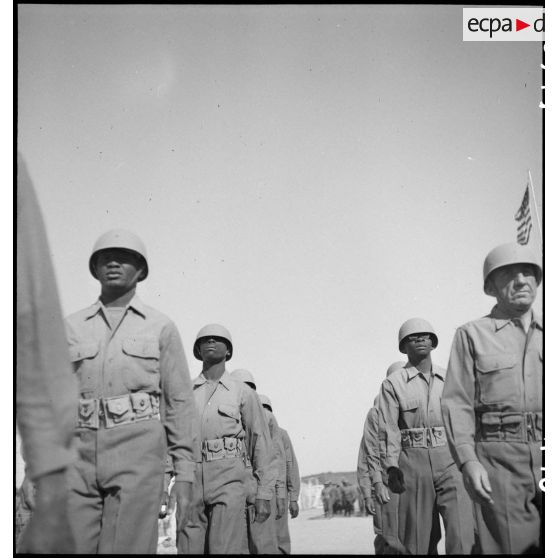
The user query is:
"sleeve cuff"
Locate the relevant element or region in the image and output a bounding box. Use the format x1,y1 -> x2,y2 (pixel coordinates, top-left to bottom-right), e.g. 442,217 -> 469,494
385,458 -> 399,469
289,493 -> 300,502
256,487 -> 273,500
455,444 -> 478,469
173,460 -> 195,483
371,470 -> 383,485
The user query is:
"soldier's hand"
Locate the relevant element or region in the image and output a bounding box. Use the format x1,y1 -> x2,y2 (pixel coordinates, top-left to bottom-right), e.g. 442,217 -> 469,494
18,469 -> 76,554
254,498 -> 271,523
289,500 -> 299,519
159,491 -> 170,519
169,480 -> 196,531
373,481 -> 391,505
276,497 -> 286,519
364,496 -> 376,515
387,467 -> 406,494
462,460 -> 494,505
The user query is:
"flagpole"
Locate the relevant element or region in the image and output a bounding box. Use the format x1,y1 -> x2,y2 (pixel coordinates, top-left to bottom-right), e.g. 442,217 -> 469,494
527,170 -> 543,246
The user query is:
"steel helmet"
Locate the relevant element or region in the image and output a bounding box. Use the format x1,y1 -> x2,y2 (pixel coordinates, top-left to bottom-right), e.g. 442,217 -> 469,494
259,394 -> 273,411
482,242 -> 542,294
230,369 -> 256,390
193,323 -> 233,361
398,318 -> 438,353
386,361 -> 405,377
89,229 -> 149,281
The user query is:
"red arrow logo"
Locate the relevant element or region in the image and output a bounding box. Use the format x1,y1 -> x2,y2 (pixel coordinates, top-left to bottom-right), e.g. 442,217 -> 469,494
516,19 -> 530,31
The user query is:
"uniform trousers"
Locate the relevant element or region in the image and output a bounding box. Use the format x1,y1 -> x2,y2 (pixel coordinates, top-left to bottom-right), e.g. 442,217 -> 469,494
67,419 -> 166,554
177,458 -> 248,554
397,446 -> 474,554
474,441 -> 542,554
373,491 -> 406,554
275,502 -> 290,554
249,492 -> 280,554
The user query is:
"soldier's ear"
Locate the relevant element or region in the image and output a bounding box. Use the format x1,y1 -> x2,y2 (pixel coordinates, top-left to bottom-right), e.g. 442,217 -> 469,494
485,278 -> 497,297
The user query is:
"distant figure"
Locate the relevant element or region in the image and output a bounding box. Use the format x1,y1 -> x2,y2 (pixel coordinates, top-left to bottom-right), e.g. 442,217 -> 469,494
377,319 -> 474,554
65,229 -> 198,553
442,243 -> 543,554
16,153 -> 78,553
339,479 -> 358,517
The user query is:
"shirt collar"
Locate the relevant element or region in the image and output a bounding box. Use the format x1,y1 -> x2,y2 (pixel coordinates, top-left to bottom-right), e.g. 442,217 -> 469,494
193,369 -> 232,390
489,305 -> 542,332
83,294 -> 147,320
405,363 -> 445,382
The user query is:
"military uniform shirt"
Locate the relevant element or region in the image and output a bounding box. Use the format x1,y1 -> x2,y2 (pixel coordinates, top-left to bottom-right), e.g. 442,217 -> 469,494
17,154 -> 78,481
65,296 -> 197,482
193,372 -> 275,500
378,364 -> 448,470
441,307 -> 543,468
356,436 -> 373,499
279,428 -> 301,503
362,406 -> 385,485
265,409 -> 287,499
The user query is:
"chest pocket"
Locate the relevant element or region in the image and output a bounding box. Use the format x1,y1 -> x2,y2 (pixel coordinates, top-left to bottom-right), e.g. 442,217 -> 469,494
69,342 -> 99,392
69,342 -> 99,363
218,403 -> 241,436
476,353 -> 518,405
399,398 -> 420,428
122,337 -> 160,371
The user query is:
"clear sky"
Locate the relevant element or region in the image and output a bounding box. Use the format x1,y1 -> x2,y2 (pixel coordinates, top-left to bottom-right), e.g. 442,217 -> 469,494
17,4 -> 543,478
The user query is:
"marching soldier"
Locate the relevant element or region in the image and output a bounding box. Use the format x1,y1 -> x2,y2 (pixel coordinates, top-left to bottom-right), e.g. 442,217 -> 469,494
441,243 -> 543,554
16,154 -> 78,553
268,401 -> 301,553
65,229 -> 198,553
178,327 -> 275,554
377,319 -> 474,554
229,369 -> 286,554
361,361 -> 406,555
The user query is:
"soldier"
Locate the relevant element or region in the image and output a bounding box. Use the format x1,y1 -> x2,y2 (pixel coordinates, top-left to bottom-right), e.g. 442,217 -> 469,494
178,326 -> 275,554
16,154 -> 78,553
229,368 -> 286,554
361,361 -> 407,555
262,396 -> 301,554
65,229 -> 198,553
441,243 -> 543,554
377,319 -> 474,554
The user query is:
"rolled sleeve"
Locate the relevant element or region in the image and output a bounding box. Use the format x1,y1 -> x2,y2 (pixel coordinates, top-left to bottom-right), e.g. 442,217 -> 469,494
441,328 -> 478,469
159,322 -> 198,482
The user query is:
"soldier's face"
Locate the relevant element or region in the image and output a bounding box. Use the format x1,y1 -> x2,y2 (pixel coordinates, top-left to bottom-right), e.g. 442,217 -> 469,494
487,263 -> 538,313
95,249 -> 145,291
198,336 -> 230,363
403,333 -> 433,359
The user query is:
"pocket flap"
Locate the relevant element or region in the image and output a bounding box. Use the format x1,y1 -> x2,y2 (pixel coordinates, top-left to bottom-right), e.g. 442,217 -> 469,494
476,353 -> 516,373
122,337 -> 160,359
400,398 -> 419,411
69,342 -> 99,362
106,397 -> 131,416
218,403 -> 240,420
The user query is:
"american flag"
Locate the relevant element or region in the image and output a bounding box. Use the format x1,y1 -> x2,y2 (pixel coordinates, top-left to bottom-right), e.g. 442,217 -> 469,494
514,185 -> 532,245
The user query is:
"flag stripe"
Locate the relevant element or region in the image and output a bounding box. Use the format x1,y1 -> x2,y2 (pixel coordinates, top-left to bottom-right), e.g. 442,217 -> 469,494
514,185 -> 532,245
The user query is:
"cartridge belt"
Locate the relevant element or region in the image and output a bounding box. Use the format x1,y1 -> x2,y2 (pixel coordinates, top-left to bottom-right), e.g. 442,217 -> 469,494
401,426 -> 447,448
77,392 -> 160,429
476,411 -> 542,442
201,437 -> 244,462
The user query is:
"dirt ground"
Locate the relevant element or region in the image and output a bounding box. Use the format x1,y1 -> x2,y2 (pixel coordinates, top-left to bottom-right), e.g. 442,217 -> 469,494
157,508 -> 446,554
